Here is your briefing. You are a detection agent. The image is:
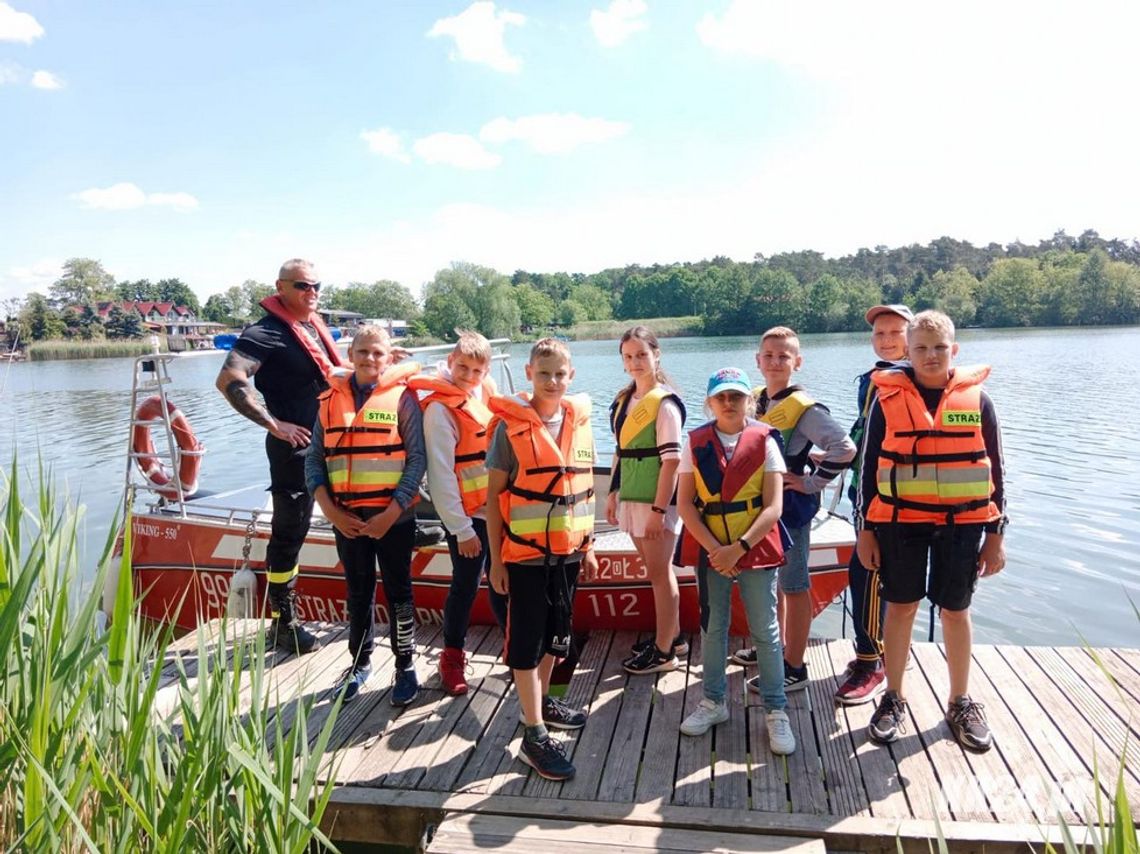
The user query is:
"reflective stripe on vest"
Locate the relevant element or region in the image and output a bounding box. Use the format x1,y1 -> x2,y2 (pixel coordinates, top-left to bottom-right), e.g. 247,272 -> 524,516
319,362 -> 420,509
608,386 -> 685,503
866,365 -> 999,525
677,420 -> 785,570
409,374 -> 494,515
488,392 -> 596,563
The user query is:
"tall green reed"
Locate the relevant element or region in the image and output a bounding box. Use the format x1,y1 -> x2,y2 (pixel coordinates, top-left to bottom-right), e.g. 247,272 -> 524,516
0,459 -> 343,852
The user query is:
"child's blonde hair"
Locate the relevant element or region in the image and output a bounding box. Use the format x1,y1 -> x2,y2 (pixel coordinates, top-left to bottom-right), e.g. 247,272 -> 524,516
760,325 -> 801,351
908,310 -> 956,340
452,329 -> 492,363
352,324 -> 392,347
529,337 -> 572,365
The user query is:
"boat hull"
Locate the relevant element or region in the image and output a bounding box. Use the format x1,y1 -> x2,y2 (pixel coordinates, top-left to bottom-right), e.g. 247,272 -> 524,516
127,510 -> 854,636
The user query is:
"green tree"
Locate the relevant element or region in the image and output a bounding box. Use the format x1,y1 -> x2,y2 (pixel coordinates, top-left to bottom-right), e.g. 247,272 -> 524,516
202,293 -> 234,325
326,280 -> 419,320
914,267 -> 979,327
105,304 -> 144,338
50,258 -> 116,308
241,280 -> 273,317
422,263 -> 518,339
804,275 -> 847,333
69,304 -> 105,340
155,278 -> 201,314
513,282 -> 556,329
557,300 -> 586,326
568,283 -> 613,321
115,279 -> 159,302
978,259 -> 1044,327
19,293 -> 66,340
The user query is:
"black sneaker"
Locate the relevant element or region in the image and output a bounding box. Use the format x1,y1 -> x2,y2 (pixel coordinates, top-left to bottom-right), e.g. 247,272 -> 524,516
337,664 -> 371,704
946,695 -> 993,752
868,690 -> 908,744
542,695 -> 587,730
730,647 -> 757,666
630,635 -> 689,657
520,733 -> 575,781
623,643 -> 678,675
783,660 -> 809,692
268,620 -> 320,655
391,666 -> 419,707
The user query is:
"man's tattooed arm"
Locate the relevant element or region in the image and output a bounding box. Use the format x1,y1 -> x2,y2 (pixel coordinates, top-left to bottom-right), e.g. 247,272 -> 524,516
216,351 -> 272,428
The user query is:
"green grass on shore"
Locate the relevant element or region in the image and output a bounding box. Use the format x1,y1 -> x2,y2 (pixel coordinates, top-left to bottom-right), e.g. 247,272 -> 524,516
27,338 -> 164,361
563,316 -> 704,340
0,460 -> 342,851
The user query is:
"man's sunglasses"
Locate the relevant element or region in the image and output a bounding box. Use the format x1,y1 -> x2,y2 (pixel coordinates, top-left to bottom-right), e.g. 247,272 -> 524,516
289,280 -> 322,293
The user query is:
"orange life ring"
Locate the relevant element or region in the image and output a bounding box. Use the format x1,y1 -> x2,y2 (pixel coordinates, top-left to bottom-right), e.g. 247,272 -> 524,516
132,395 -> 202,498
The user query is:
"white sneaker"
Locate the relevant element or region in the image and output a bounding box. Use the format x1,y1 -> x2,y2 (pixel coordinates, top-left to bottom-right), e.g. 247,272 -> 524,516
680,698 -> 729,736
766,709 -> 796,755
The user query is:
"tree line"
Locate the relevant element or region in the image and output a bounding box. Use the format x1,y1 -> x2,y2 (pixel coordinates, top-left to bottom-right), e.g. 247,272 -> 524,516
4,229 -> 1139,346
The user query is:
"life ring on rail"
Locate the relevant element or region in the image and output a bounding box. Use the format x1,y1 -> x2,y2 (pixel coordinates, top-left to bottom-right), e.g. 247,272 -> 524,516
132,395 -> 202,498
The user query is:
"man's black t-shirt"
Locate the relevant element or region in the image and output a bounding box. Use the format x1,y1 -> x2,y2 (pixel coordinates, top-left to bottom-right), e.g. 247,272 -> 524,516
232,314 -> 330,427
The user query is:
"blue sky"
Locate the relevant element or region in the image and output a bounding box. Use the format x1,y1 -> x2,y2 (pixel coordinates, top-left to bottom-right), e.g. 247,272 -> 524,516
2,0 -> 1138,304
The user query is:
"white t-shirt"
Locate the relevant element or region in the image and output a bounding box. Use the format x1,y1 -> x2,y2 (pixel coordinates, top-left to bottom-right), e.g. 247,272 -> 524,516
677,428 -> 787,475
611,395 -> 684,537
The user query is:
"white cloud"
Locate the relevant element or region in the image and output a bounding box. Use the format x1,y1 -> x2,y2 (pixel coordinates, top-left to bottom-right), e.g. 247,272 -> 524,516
72,182 -> 199,211
480,113 -> 631,155
427,1 -> 524,73
0,60 -> 20,84
2,258 -> 61,301
412,133 -> 502,170
360,127 -> 411,163
0,2 -> 43,44
30,69 -> 62,90
590,0 -> 647,48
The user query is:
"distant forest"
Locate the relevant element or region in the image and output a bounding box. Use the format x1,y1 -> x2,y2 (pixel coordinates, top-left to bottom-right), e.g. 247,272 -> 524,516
497,228 -> 1140,337
8,229 -> 1140,345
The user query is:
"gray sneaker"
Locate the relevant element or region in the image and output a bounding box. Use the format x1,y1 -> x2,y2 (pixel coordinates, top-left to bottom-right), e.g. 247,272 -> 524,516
680,698 -> 729,736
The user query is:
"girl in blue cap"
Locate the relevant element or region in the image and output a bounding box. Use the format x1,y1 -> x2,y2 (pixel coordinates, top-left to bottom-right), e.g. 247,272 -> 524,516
675,366 -> 795,756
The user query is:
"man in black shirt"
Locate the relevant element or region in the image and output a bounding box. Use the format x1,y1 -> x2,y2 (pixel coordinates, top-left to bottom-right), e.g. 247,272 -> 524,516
215,258 -> 344,653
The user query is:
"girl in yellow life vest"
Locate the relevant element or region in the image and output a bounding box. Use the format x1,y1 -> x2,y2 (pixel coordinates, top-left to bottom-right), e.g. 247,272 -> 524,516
306,325 -> 427,709
604,326 -> 688,675
675,367 -> 796,757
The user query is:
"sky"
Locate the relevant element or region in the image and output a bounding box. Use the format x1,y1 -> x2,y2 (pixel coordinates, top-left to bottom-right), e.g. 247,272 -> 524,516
2,0 -> 1139,304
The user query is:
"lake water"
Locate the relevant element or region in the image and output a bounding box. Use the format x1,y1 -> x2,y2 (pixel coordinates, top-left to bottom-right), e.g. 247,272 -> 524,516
2,327 -> 1138,648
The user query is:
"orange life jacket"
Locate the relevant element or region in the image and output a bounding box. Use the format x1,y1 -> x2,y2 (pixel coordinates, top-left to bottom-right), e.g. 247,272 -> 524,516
408,374 -> 495,516
678,420 -> 785,570
488,393 -> 596,563
866,365 -> 1000,525
259,295 -> 344,378
318,362 -> 421,509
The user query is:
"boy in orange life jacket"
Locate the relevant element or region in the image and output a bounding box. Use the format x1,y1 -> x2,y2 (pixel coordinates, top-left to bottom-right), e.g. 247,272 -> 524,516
856,310 -> 1008,753
409,331 -> 508,697
486,338 -> 598,783
305,325 -> 427,708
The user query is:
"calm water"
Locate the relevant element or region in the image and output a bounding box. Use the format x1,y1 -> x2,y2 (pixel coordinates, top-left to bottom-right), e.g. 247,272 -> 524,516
3,327 -> 1139,648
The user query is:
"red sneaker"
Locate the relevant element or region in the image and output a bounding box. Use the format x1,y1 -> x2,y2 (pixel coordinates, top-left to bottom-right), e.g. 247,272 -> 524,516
834,663 -> 886,706
439,647 -> 469,696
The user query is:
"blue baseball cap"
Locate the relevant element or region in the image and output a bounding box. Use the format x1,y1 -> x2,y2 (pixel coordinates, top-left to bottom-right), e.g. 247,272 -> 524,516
707,367 -> 752,397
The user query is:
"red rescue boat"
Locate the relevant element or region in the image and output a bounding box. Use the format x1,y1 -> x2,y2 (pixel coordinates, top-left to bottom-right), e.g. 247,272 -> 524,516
115,344 -> 855,636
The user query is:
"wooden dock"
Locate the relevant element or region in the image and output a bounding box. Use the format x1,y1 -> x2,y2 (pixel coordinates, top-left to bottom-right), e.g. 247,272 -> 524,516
160,621 -> 1140,852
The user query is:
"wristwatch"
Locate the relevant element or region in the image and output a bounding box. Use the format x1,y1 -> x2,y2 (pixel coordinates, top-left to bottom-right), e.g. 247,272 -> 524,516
738,537 -> 751,552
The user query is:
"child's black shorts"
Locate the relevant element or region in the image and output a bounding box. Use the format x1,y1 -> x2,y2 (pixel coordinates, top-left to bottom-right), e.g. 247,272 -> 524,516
505,559 -> 581,670
875,523 -> 985,611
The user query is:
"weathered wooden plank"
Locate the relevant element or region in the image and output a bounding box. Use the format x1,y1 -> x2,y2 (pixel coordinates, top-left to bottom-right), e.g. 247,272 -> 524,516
713,636 -> 750,810
775,656 -> 828,816
913,643 -> 1036,823
1110,647 -> 1140,681
803,639 -> 870,818
414,627 -> 511,791
818,637 -> 911,820
326,785 -> 1085,854
426,812 -> 827,853
1021,646 -> 1140,794
1081,647 -> 1140,706
634,636 -> 690,803
382,626 -> 494,789
526,629 -> 613,800
672,630 -> 714,807
1051,647 -> 1140,737
977,645 -> 1108,818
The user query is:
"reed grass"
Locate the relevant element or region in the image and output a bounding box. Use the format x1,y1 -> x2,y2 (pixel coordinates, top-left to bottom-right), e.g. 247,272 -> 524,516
0,459 -> 342,852
27,339 -> 165,361
563,316 -> 704,341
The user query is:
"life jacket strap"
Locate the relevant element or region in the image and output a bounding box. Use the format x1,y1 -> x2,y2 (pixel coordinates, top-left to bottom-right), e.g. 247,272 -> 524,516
506,484 -> 595,506
879,449 -> 987,465
695,494 -> 764,515
454,450 -> 486,464
326,442 -> 406,457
